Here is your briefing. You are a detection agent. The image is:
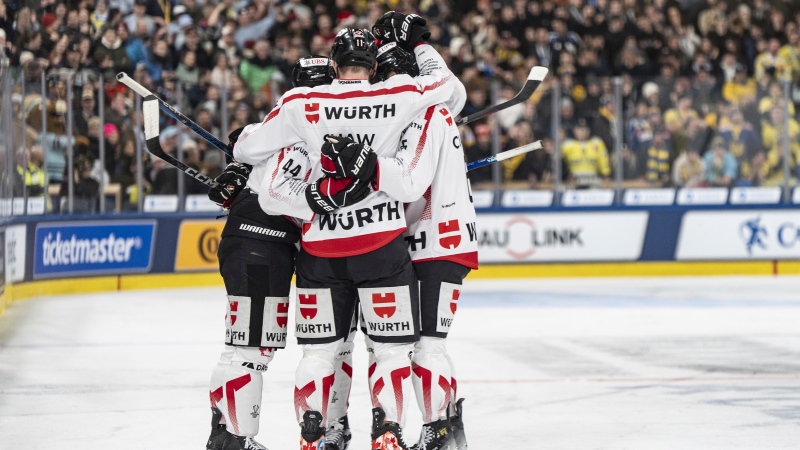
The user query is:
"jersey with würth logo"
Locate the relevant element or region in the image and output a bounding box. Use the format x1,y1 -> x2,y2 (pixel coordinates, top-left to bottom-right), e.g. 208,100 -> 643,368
377,104 -> 478,269
236,44 -> 466,258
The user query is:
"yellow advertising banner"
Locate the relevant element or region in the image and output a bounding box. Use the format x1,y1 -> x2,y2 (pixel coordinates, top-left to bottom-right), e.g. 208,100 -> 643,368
175,220 -> 225,271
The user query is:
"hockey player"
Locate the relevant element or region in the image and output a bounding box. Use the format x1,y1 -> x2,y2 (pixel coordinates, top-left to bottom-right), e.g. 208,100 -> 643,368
321,41 -> 477,450
204,57 -> 344,450
233,17 -> 465,450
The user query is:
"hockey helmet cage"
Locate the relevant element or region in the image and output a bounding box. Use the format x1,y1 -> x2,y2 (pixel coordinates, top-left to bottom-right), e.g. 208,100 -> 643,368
375,42 -> 419,81
330,28 -> 377,70
292,56 -> 335,88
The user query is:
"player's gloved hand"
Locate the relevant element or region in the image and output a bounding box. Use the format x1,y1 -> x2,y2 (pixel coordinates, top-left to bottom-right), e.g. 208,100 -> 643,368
372,11 -> 430,52
320,135 -> 378,183
228,126 -> 245,149
209,160 -> 252,208
305,176 -> 371,215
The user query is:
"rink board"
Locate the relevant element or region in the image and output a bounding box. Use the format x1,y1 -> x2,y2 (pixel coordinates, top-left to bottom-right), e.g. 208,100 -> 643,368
3,205 -> 800,316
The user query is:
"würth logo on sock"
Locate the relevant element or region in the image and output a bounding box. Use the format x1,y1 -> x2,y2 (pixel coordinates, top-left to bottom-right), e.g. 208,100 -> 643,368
372,293 -> 397,318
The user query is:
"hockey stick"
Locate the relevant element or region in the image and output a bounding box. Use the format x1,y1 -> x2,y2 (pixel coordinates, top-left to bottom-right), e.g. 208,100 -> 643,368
456,66 -> 548,126
466,140 -> 542,171
117,73 -> 233,157
142,96 -> 219,188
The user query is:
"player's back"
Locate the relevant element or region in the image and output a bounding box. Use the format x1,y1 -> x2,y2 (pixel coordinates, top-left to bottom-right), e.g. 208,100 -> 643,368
404,105 -> 478,269
279,76 -> 448,258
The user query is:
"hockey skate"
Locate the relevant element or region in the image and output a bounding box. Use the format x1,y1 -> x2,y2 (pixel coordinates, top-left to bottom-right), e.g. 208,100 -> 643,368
411,418 -> 456,450
450,399 -> 468,450
299,410 -> 325,450
206,407 -> 268,450
370,408 -> 409,450
324,415 -> 351,450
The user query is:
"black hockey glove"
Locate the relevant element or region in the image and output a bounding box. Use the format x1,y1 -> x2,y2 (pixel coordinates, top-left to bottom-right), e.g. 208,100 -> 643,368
305,176 -> 371,215
228,126 -> 245,148
320,135 -> 378,184
209,160 -> 252,207
372,11 -> 431,52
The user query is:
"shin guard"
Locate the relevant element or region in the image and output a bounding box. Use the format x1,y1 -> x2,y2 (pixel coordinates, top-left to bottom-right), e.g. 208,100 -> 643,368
368,341 -> 414,427
209,346 -> 273,437
294,341 -> 339,427
411,337 -> 453,423
328,331 -> 355,423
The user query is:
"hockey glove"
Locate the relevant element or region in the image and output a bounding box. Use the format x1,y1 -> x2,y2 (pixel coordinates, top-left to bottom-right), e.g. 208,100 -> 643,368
305,176 -> 371,215
208,160 -> 252,207
320,135 -> 378,183
228,126 -> 245,148
372,11 -> 431,52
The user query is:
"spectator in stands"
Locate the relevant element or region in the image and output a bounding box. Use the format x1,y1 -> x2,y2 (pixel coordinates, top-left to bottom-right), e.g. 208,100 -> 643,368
755,37 -> 784,82
240,40 -> 282,94
64,154 -> 100,213
645,132 -> 672,186
561,118 -> 610,188
3,0 -> 800,210
704,137 -> 738,187
719,108 -> 762,180
464,122 -> 493,185
723,63 -> 757,108
151,126 -> 180,195
74,88 -> 97,137
16,145 -> 47,197
761,104 -> 800,185
94,25 -> 131,73
758,81 -> 795,118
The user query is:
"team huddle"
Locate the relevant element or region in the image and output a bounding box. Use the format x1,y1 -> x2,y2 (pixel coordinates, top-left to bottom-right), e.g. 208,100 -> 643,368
205,11 -> 476,450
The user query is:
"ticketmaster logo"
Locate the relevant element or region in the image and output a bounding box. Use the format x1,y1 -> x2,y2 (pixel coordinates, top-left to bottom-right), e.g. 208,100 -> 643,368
41,232 -> 142,266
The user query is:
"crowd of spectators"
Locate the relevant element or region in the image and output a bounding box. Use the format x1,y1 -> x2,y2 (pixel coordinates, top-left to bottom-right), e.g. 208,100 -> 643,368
1,0 -> 800,212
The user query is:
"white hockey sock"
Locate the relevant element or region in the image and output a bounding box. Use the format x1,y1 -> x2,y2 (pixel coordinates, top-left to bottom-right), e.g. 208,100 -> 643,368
368,341 -> 414,427
445,352 -> 458,415
365,335 -> 377,400
412,337 -> 453,423
294,340 -> 339,427
209,346 -> 274,437
328,334 -> 355,423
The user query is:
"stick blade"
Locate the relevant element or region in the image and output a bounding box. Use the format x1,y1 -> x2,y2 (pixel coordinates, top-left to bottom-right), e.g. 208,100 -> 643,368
527,66 -> 549,82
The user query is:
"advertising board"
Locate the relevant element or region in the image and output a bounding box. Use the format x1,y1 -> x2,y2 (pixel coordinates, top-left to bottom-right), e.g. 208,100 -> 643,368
4,224 -> 27,283
33,221 -> 156,278
174,220 -> 225,271
476,212 -> 648,263
676,211 -> 800,260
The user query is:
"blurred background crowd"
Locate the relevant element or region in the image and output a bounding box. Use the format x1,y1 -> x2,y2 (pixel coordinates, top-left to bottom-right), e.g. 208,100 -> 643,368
1,0 -> 800,212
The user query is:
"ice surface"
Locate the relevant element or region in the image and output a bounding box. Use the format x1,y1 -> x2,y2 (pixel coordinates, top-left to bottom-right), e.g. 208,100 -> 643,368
2,276 -> 800,449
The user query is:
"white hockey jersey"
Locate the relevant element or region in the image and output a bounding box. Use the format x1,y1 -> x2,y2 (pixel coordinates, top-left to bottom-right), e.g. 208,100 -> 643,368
235,44 -> 466,258
377,104 -> 478,269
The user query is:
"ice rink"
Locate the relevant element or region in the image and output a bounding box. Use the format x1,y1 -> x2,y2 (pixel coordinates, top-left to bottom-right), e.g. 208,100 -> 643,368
2,276 -> 800,449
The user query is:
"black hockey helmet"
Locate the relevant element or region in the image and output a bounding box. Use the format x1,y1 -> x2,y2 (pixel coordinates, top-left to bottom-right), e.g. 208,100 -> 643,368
375,42 -> 419,81
292,56 -> 335,88
330,28 -> 377,71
